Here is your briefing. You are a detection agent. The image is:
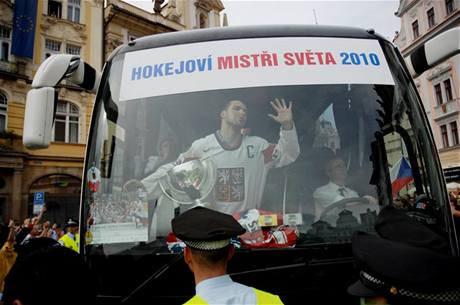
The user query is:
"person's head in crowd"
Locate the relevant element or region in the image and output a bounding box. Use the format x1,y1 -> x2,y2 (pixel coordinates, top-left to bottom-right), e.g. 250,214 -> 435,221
449,192 -> 460,218
21,218 -> 30,228
395,194 -> 414,209
158,138 -> 178,160
2,245 -> 96,305
29,224 -> 42,238
325,155 -> 348,186
53,223 -> 64,238
171,207 -> 246,284
348,206 -> 458,304
64,219 -> 79,234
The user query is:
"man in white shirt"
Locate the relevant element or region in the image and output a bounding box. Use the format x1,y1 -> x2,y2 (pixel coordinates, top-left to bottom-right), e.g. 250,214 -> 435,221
141,98 -> 300,215
172,206 -> 284,305
313,156 -> 378,222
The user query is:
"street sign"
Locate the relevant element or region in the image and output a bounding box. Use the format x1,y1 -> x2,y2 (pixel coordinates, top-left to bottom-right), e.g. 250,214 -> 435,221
33,191 -> 45,204
33,191 -> 45,214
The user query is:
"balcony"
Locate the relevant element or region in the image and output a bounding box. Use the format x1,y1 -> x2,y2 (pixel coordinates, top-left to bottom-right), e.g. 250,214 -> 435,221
434,98 -> 459,121
0,60 -> 17,74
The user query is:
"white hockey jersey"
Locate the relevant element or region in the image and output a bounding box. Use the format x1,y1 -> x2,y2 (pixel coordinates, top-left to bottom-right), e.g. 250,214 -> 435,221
142,127 -> 299,215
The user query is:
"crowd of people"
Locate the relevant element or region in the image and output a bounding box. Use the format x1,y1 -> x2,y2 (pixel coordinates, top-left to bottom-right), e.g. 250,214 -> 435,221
90,194 -> 148,226
0,205 -> 86,304
12,207 -> 64,245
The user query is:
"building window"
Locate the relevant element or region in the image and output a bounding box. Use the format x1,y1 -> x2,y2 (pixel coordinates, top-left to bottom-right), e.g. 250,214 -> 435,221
44,40 -> 81,59
66,44 -> 81,55
441,124 -> 449,147
54,101 -> 79,143
444,79 -> 453,102
0,26 -> 11,62
44,39 -> 61,59
0,92 -> 7,133
434,83 -> 443,105
45,39 -> 61,52
412,20 -> 419,39
427,8 -> 435,28
67,0 -> 81,23
446,0 -> 455,15
48,0 -> 62,18
451,121 -> 459,146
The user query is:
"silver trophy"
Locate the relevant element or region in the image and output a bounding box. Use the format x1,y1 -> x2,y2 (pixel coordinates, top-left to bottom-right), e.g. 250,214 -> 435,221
159,158 -> 216,206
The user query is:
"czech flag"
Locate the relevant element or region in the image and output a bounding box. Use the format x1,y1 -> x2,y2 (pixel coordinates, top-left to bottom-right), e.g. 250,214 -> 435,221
390,157 -> 413,197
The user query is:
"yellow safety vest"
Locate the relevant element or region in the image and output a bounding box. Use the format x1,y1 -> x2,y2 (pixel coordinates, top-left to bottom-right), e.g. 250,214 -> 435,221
184,288 -> 284,305
59,233 -> 79,253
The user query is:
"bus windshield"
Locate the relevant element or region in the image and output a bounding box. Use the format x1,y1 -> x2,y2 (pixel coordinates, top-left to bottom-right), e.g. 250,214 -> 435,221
84,36 -> 440,254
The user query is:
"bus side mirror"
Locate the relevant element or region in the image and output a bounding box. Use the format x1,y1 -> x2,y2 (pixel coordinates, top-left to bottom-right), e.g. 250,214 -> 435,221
23,54 -> 101,150
23,87 -> 56,149
406,27 -> 460,77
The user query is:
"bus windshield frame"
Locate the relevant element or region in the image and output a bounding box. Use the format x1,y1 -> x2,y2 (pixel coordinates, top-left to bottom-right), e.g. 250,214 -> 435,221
79,26 -> 456,304
82,34 -> 452,253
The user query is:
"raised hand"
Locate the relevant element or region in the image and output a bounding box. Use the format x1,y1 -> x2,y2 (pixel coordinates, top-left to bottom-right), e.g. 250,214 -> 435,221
268,98 -> 293,130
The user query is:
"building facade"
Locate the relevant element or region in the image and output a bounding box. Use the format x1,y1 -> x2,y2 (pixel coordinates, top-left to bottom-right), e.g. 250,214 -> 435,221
394,0 -> 460,182
0,0 -> 225,225
104,0 -> 225,59
0,0 -> 104,225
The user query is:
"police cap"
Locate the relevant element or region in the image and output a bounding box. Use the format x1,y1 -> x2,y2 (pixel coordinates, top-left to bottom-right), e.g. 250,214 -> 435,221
65,218 -> 78,228
375,205 -> 448,253
348,206 -> 460,304
171,207 -> 245,251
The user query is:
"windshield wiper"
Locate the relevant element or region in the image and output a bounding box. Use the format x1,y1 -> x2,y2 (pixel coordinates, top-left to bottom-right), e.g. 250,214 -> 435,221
121,253 -> 184,304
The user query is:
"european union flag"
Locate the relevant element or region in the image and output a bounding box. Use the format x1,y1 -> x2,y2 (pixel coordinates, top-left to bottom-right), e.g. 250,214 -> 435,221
12,0 -> 37,59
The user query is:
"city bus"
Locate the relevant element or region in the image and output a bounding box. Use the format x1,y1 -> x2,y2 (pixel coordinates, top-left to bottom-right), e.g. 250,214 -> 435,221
23,25 -> 460,304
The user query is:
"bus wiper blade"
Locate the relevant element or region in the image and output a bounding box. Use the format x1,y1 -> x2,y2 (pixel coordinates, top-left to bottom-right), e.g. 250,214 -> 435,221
229,262 -> 307,277
121,253 -> 184,304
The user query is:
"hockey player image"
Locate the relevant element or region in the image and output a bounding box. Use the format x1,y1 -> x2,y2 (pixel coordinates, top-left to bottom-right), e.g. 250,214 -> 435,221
140,98 -> 300,215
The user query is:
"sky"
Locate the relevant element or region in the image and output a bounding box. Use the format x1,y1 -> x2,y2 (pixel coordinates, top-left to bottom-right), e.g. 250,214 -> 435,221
127,0 -> 401,40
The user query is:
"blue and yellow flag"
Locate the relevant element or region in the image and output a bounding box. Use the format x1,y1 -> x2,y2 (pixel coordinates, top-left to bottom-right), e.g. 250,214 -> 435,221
12,0 -> 37,59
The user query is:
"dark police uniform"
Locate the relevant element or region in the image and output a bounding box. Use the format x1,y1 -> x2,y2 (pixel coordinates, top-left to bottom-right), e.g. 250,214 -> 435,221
348,206 -> 460,304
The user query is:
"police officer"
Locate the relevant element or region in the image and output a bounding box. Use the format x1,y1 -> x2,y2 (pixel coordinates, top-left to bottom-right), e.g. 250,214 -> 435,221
172,206 -> 284,305
58,219 -> 79,253
347,206 -> 460,305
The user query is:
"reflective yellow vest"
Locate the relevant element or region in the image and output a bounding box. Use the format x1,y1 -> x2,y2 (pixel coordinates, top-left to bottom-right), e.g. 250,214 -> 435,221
59,233 -> 79,253
184,288 -> 284,305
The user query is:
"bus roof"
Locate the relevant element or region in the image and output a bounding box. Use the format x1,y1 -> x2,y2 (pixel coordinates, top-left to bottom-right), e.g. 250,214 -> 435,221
112,24 -> 389,59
